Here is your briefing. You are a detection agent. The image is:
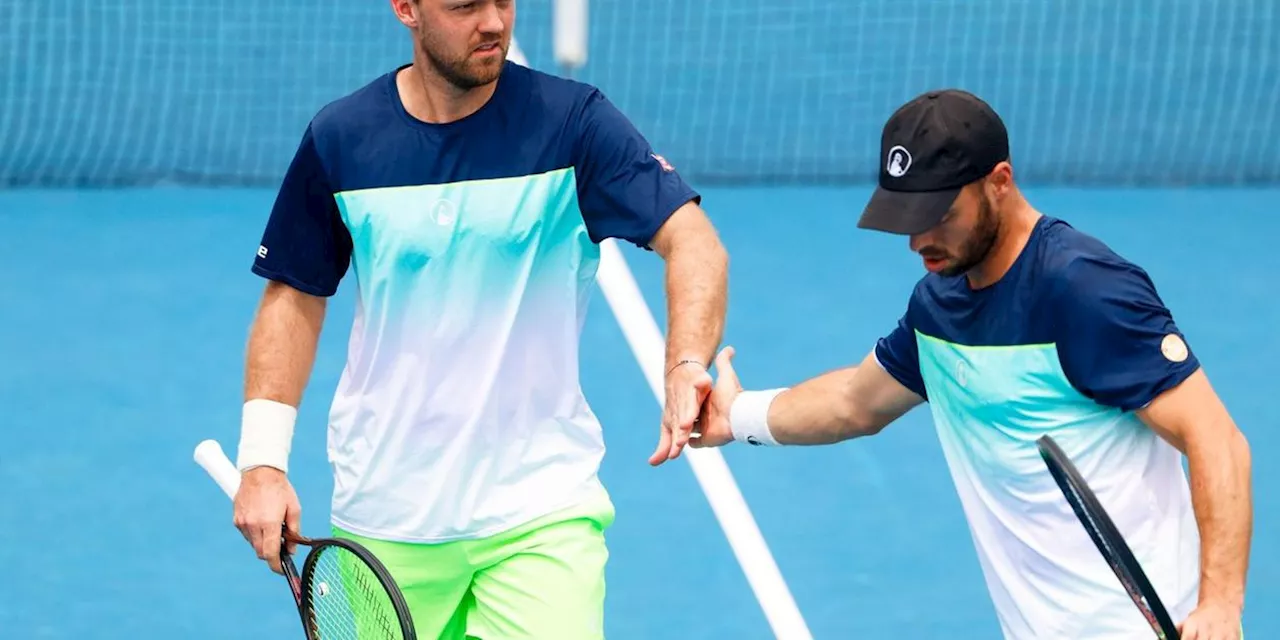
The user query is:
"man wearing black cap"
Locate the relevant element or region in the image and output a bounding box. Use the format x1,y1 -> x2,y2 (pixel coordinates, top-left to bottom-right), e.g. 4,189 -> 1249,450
690,90 -> 1252,639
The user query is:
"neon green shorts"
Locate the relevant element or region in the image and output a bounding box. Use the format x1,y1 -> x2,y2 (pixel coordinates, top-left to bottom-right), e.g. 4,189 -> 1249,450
333,489 -> 615,640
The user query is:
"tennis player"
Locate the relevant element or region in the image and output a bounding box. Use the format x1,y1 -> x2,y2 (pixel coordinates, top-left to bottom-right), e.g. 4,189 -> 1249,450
230,1 -> 727,638
691,90 -> 1252,639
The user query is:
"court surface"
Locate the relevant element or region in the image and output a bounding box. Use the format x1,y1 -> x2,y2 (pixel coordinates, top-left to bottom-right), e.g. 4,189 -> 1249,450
2,185 -> 1276,638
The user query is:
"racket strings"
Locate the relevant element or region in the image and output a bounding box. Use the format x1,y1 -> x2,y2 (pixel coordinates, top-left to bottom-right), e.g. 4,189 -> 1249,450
305,545 -> 406,639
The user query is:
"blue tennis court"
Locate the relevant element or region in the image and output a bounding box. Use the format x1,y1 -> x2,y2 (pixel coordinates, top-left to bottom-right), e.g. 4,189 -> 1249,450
1,185 -> 1276,638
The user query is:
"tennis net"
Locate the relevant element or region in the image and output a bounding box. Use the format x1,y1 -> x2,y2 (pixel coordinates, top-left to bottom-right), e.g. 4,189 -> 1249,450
2,0 -> 1276,187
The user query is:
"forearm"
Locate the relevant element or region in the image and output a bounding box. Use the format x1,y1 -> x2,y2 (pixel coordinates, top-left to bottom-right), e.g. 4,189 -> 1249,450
730,350 -> 921,448
763,367 -> 865,445
238,282 -> 326,472
663,234 -> 728,369
1186,427 -> 1252,610
244,281 -> 326,405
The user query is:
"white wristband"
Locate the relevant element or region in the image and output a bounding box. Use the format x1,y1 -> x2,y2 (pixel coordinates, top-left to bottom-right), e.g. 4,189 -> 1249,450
730,388 -> 788,446
236,398 -> 297,473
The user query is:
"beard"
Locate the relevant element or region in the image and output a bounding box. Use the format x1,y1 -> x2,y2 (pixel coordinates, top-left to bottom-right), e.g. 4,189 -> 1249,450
420,34 -> 507,90
937,195 -> 1001,278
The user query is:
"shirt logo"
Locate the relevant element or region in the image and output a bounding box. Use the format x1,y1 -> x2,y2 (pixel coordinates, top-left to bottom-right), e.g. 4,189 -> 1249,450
886,145 -> 911,178
652,153 -> 675,172
429,199 -> 456,226
1160,333 -> 1189,362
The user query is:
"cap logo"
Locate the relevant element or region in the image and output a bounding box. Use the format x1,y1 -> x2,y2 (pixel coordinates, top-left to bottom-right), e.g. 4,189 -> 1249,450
886,145 -> 911,177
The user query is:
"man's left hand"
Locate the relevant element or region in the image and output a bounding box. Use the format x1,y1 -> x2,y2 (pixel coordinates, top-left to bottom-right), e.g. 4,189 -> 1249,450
1178,601 -> 1242,640
650,360 -> 713,466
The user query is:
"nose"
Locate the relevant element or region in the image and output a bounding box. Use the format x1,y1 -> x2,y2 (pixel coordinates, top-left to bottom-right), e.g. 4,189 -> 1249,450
478,2 -> 507,34
908,230 -> 931,253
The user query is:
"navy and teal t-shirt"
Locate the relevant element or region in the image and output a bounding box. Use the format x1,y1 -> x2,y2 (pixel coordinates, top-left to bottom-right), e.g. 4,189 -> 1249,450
874,215 -> 1203,637
250,61 -> 698,543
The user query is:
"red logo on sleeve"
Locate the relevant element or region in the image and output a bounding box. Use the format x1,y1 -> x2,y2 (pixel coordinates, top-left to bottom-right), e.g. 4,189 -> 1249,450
651,153 -> 675,172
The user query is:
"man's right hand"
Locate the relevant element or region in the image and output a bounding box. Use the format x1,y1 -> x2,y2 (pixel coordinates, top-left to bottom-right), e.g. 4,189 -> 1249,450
232,466 -> 302,574
690,346 -> 742,449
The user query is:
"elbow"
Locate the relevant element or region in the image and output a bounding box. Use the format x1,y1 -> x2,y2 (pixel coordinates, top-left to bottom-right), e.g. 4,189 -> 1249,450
842,406 -> 886,439
1184,419 -> 1252,473
691,220 -> 729,265
708,231 -> 728,260
856,418 -> 889,438
664,231 -> 728,282
255,280 -> 328,332
653,203 -> 728,270
694,232 -> 728,272
1231,426 -> 1251,471
715,242 -> 730,272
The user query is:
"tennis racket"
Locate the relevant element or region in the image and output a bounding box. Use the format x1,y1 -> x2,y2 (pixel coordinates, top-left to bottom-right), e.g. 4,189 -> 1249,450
1036,434 -> 1180,640
194,439 -> 418,640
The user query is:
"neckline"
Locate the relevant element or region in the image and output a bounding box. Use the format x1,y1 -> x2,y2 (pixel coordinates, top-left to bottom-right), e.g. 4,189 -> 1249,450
385,62 -> 512,133
964,214 -> 1050,293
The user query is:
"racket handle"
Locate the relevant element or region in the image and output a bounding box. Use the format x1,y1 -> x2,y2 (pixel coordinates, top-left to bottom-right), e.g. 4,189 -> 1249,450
194,439 -> 242,501
196,439 -> 314,546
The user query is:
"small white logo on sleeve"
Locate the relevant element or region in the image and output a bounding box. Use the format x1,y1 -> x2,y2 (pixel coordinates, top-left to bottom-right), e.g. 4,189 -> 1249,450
651,153 -> 675,172
1161,333 -> 1189,362
886,145 -> 911,177
257,245 -> 268,259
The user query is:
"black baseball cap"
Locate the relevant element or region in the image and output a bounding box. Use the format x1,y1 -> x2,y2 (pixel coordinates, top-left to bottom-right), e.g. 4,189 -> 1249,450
857,89 -> 1010,235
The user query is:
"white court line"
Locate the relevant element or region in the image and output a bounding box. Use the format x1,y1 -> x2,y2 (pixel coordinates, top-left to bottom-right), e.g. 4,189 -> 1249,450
595,239 -> 813,640
510,34 -> 808,637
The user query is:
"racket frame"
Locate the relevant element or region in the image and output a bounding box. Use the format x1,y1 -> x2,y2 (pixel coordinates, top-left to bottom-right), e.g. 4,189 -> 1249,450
293,533 -> 418,640
278,530 -> 308,631
1036,434 -> 1180,640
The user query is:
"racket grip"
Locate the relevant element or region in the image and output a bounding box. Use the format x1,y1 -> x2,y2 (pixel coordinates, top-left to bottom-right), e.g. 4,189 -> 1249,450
197,439 -> 313,545
194,439 -> 242,501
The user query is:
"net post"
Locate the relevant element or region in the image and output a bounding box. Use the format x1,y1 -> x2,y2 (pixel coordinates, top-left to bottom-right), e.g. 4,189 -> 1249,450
508,37 -> 529,67
553,0 -> 588,77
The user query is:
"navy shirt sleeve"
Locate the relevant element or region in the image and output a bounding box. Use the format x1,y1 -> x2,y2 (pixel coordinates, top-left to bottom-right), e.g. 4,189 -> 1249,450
1054,254 -> 1200,411
251,124 -> 353,297
874,305 -> 927,400
572,89 -> 700,249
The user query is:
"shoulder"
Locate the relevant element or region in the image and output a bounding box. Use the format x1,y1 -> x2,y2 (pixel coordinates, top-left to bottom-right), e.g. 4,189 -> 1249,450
1034,218 -> 1197,409
904,270 -> 965,317
1035,216 -> 1185,367
520,66 -> 650,145
309,69 -> 399,141
891,274 -> 951,340
906,274 -> 941,309
521,63 -> 599,101
1035,217 -> 1158,305
503,63 -> 603,123
496,65 -> 643,173
1039,216 -> 1134,271
288,69 -> 403,183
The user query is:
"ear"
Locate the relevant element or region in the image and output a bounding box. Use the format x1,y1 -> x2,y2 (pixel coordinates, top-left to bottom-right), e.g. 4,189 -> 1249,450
987,161 -> 1014,201
390,0 -> 420,29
